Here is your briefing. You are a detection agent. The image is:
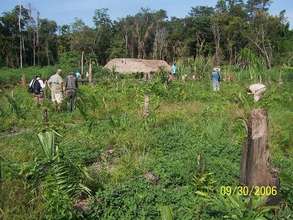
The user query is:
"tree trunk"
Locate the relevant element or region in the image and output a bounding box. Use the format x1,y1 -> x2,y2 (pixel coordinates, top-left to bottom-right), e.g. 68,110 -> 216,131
88,59 -> 93,84
36,11 -> 40,66
19,3 -> 23,69
125,32 -> 128,57
212,21 -> 221,66
19,36 -> 23,68
240,108 -> 279,189
46,40 -> 50,66
33,31 -> 36,66
81,51 -> 84,77
22,36 -> 25,65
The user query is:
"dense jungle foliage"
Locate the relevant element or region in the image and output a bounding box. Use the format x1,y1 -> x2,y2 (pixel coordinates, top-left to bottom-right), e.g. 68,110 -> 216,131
0,0 -> 293,68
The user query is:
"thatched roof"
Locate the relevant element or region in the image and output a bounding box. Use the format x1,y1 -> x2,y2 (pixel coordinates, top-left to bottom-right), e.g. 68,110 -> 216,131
104,58 -> 171,74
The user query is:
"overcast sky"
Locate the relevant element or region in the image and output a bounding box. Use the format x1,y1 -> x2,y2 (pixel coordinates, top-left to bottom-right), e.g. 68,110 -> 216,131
1,0 -> 292,28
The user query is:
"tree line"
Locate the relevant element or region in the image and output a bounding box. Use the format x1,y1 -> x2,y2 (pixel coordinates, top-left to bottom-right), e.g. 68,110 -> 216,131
0,0 -> 292,69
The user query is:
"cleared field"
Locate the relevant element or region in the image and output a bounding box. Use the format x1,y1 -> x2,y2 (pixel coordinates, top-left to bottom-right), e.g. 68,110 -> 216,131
0,74 -> 292,219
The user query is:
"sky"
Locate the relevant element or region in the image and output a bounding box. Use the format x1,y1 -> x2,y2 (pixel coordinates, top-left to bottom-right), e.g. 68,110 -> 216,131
1,0 -> 292,28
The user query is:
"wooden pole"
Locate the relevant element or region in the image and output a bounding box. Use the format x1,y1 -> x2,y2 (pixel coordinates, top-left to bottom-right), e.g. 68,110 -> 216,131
88,59 -> 92,84
81,51 -> 84,78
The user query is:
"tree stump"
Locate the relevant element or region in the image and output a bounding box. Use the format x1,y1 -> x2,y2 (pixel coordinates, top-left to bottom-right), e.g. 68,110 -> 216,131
43,108 -> 49,125
240,109 -> 280,203
21,74 -> 26,87
144,72 -> 151,81
143,94 -> 149,117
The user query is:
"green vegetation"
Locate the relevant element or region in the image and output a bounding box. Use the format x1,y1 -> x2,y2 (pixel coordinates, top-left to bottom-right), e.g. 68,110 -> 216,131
1,0 -> 293,68
0,64 -> 292,219
0,0 -> 293,219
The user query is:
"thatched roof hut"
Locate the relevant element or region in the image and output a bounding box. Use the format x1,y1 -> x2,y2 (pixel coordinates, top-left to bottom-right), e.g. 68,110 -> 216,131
104,58 -> 171,74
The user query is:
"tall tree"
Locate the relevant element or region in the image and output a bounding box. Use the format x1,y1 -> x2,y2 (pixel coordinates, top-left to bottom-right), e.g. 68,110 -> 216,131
93,8 -> 112,64
38,19 -> 57,66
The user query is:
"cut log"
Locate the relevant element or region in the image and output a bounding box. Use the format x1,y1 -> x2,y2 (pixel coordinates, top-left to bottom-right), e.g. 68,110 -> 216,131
240,109 -> 280,203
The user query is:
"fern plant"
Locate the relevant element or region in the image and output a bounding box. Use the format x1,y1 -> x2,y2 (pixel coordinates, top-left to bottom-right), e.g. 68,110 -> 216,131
4,93 -> 26,119
37,130 -> 61,160
26,130 -> 92,219
195,191 -> 277,219
159,205 -> 173,220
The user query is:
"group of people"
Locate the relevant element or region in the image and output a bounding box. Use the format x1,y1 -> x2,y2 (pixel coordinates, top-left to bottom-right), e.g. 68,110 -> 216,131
28,69 -> 80,111
169,62 -> 222,91
29,64 -> 221,111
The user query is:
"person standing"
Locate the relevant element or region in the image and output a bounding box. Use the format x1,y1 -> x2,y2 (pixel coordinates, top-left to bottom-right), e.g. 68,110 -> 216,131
65,72 -> 78,112
167,62 -> 177,82
211,67 -> 221,91
75,71 -> 81,80
29,75 -> 45,105
171,62 -> 177,76
48,69 -> 64,110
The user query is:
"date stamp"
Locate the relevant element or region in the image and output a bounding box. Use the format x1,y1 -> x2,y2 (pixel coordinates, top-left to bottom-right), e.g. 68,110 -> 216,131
220,186 -> 278,196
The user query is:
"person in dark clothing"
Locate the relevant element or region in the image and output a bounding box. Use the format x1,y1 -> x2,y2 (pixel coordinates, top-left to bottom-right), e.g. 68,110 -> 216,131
29,75 -> 45,105
65,72 -> 78,112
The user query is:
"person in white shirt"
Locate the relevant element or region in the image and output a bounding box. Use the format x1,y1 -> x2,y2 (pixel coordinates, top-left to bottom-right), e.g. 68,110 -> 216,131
47,69 -> 64,110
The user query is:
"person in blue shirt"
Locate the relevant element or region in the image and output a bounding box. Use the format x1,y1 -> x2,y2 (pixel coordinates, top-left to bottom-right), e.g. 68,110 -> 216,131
171,63 -> 177,76
211,67 -> 221,91
75,71 -> 81,80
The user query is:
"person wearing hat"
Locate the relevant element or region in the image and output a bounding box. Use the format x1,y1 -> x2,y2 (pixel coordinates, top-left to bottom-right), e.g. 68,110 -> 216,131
48,69 -> 64,110
211,67 -> 221,91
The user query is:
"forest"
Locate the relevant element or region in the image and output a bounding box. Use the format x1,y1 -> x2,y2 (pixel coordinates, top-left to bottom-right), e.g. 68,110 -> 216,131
0,0 -> 293,219
0,0 -> 292,69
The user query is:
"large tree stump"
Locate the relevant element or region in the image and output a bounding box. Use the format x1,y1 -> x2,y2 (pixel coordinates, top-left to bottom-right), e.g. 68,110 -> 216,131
240,109 -> 280,203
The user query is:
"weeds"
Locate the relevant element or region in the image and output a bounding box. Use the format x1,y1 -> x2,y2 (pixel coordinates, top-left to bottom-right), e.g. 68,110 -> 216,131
0,65 -> 292,219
